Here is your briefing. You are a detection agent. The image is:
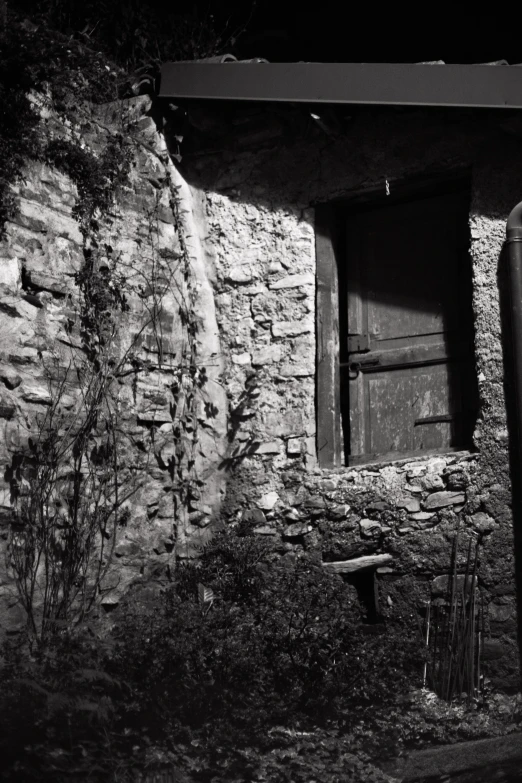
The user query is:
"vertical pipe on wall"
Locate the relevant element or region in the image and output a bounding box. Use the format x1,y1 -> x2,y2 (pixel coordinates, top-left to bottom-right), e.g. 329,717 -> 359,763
506,202 -> 522,465
504,201 -> 522,686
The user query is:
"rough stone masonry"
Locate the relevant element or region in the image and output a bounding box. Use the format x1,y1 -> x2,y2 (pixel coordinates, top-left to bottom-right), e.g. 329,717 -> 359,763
1,92 -> 522,689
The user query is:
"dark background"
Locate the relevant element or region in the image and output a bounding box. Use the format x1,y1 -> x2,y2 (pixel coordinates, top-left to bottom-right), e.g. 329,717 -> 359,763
213,0 -> 522,65
12,0 -> 522,67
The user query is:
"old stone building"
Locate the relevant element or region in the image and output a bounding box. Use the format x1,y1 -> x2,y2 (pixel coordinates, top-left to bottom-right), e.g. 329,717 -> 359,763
2,62 -> 522,690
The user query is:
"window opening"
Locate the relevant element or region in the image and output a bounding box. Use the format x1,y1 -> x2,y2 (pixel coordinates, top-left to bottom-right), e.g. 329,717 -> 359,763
317,178 -> 479,466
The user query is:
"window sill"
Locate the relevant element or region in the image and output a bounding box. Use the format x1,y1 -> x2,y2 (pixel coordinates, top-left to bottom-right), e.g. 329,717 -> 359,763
346,446 -> 478,471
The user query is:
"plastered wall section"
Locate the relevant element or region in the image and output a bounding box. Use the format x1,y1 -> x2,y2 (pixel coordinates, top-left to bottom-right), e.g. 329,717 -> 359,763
182,109 -> 522,689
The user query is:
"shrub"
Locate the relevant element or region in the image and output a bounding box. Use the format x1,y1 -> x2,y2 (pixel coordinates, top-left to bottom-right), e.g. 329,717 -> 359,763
112,527 -> 424,747
0,527 -> 424,780
0,627 -> 124,781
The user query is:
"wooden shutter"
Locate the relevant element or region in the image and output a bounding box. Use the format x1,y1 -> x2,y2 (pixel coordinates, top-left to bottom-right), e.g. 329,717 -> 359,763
344,189 -> 477,463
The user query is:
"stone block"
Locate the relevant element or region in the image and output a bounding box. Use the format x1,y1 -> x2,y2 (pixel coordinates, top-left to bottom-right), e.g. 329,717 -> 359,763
366,501 -> 390,512
287,438 -> 302,456
231,352 -> 251,365
189,511 -> 212,527
251,345 -> 282,365
406,466 -> 427,478
396,496 -> 421,512
271,320 -> 313,338
304,497 -> 326,510
431,574 -> 477,596
263,410 -> 304,438
420,473 -> 445,491
243,508 -> 267,524
115,540 -> 141,559
257,491 -> 280,510
410,511 -> 436,522
482,639 -> 506,660
425,458 -> 447,473
423,491 -> 466,510
359,519 -> 382,538
320,479 -> 338,492
279,362 -> 314,377
26,271 -> 69,296
255,441 -> 282,455
226,266 -> 256,284
489,603 -> 515,623
269,273 -> 314,289
20,384 -> 52,405
446,470 -> 469,490
324,553 -> 393,574
471,511 -> 497,534
284,522 -> 313,538
0,257 -> 20,290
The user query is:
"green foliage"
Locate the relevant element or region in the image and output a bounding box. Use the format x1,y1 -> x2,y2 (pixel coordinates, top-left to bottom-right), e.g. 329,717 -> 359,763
12,0 -> 247,72
0,11 -> 120,105
170,726 -> 399,783
0,8 -> 123,239
112,528 -> 424,746
0,627 -> 123,782
357,685 -> 522,762
46,138 -> 132,236
0,83 -> 41,235
0,0 -> 248,235
3,527 -> 518,781
4,351 -> 134,646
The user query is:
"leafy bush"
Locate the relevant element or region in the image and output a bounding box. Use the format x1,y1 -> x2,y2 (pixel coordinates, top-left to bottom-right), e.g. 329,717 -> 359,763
0,627 -> 124,781
0,527 -> 424,780
11,0 -> 246,72
112,528 -> 424,747
0,9 -> 123,239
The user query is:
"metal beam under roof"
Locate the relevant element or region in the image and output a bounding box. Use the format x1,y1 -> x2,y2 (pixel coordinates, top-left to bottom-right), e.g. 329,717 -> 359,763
159,62 -> 522,109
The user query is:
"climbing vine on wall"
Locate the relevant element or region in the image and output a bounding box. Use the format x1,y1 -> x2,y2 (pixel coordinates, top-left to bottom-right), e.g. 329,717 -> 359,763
0,8 -> 124,239
4,90 -> 220,641
163,176 -> 209,529
4,124 -> 140,645
0,0 -> 225,639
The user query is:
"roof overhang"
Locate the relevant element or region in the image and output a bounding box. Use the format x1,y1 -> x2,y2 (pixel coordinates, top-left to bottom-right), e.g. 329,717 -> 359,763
159,62 -> 522,109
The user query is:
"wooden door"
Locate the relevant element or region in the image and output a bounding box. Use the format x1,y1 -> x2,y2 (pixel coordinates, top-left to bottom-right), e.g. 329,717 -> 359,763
344,189 -> 477,462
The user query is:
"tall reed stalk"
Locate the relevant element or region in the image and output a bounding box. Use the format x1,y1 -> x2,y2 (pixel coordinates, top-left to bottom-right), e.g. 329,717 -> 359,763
424,529 -> 483,703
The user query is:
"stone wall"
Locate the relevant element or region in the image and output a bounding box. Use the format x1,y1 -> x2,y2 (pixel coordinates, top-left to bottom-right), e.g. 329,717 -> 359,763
178,106 -> 522,689
0,93 -> 227,629
2,94 -> 522,689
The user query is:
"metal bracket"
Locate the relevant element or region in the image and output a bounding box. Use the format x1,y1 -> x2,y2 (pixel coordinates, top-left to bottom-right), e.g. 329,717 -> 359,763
347,334 -> 370,353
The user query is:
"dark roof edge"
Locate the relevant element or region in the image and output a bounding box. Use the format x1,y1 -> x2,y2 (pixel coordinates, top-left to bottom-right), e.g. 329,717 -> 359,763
159,62 -> 522,109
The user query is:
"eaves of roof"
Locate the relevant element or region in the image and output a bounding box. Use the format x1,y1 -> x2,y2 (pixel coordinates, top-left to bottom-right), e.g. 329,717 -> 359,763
159,61 -> 522,109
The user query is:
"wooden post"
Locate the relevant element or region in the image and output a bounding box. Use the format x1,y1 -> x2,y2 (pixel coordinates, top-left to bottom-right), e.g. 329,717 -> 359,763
316,204 -> 341,467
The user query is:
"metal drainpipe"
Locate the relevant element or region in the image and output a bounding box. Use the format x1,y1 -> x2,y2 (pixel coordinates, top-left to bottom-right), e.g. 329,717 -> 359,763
505,202 -> 522,680
506,202 -> 522,463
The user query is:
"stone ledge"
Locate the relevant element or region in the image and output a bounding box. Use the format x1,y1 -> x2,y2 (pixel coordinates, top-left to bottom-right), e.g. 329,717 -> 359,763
323,553 -> 393,573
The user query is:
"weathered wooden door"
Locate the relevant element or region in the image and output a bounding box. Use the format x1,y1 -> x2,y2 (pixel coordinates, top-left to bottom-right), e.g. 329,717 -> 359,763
344,189 -> 477,462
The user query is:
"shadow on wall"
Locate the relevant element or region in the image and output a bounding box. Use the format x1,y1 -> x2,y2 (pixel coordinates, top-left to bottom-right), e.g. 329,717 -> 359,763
163,101 -> 522,679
